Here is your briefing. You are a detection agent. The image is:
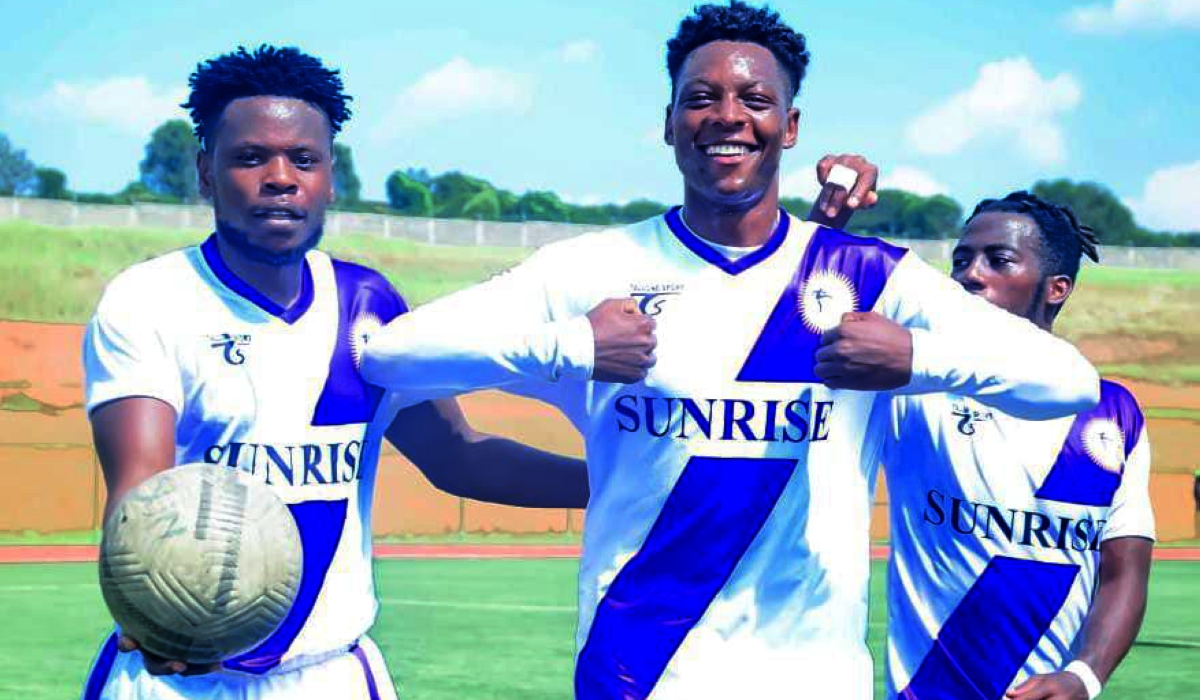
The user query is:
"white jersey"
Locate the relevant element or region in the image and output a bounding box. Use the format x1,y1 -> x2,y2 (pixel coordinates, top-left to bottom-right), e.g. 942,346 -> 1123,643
883,380 -> 1154,700
84,234 -> 407,675
361,209 -> 1099,700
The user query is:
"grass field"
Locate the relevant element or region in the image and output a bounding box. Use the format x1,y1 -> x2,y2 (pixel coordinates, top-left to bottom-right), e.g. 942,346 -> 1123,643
1,558 -> 1197,699
0,220 -> 527,322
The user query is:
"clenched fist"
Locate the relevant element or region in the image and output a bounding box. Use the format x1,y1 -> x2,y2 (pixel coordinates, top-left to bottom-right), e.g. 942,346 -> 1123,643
814,312 -> 912,391
587,298 -> 657,383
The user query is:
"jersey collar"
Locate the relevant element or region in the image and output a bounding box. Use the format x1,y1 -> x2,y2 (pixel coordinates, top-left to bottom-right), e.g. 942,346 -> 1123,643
200,234 -> 315,324
663,206 -> 790,276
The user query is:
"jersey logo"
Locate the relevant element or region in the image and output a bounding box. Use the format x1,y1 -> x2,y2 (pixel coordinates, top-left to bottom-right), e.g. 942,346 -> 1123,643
208,333 -> 251,365
630,283 -> 684,317
950,401 -> 993,436
1081,418 -> 1124,473
349,312 -> 383,369
798,269 -> 857,333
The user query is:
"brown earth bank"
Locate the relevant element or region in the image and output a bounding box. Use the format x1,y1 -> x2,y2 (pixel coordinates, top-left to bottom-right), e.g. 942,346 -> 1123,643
0,321 -> 1195,540
1078,335 -> 1180,365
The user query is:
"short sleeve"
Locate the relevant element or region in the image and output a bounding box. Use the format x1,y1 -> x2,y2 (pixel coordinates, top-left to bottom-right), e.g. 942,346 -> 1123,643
1102,426 -> 1156,542
84,273 -> 183,416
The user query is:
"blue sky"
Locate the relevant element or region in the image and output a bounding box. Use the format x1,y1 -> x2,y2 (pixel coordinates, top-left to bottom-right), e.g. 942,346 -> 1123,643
2,0 -> 1198,230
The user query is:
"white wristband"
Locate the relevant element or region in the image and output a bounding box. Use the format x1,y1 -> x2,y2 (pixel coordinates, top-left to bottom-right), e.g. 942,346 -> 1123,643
1065,660 -> 1102,699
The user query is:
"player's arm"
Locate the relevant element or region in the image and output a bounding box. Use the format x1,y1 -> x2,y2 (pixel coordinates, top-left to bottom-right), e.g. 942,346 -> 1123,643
816,254 -> 1099,419
385,398 -> 588,508
361,246 -> 654,399
806,154 -> 879,229
85,280 -> 217,676
1009,428 -> 1155,700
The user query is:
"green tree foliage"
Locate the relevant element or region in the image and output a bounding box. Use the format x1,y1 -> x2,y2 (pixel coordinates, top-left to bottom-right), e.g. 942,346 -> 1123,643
385,170 -> 433,216
33,168 -> 69,200
332,143 -> 362,204
779,197 -> 813,217
1031,179 -> 1143,245
139,120 -> 199,201
518,191 -> 569,222
461,188 -> 502,220
0,133 -> 36,196
902,194 -> 963,239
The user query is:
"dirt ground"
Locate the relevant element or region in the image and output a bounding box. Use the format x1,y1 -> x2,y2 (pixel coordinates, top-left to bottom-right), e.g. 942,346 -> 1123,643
1,321 -> 1195,540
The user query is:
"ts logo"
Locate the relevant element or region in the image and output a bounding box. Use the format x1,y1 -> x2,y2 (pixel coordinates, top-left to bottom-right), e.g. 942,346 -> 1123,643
209,333 -> 251,365
632,292 -> 681,317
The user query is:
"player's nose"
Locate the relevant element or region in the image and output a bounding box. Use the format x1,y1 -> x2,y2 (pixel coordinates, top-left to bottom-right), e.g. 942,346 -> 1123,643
261,156 -> 299,195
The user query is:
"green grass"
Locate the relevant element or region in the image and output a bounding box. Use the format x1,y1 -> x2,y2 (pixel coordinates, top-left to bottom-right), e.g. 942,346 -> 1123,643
1100,364 -> 1200,387
1,559 -> 1196,699
0,221 -> 527,323
1144,407 -> 1200,422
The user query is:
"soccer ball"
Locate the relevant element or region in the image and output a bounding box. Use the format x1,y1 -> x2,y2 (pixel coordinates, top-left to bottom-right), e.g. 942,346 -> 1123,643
99,463 -> 302,664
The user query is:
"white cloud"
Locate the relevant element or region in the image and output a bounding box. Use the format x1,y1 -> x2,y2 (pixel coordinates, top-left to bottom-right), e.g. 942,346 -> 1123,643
1126,160 -> 1200,231
559,39 -> 601,64
22,76 -> 186,135
879,166 -> 950,197
905,57 -> 1082,166
780,167 -> 821,200
374,57 -> 533,138
1066,0 -> 1200,33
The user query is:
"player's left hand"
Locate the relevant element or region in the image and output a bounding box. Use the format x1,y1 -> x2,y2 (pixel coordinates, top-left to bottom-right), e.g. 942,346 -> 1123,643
1005,671 -> 1090,700
814,312 -> 912,391
809,154 -> 880,229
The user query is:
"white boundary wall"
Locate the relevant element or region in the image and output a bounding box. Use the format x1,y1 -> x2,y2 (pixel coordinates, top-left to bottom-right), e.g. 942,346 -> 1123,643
4,197 -> 1198,269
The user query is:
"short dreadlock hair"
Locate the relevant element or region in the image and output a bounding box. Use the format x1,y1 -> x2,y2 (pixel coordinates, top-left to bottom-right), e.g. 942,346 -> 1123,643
666,1 -> 810,100
966,191 -> 1101,281
182,45 -> 352,150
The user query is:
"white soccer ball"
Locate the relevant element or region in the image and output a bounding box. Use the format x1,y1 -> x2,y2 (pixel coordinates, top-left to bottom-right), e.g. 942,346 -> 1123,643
99,463 -> 302,664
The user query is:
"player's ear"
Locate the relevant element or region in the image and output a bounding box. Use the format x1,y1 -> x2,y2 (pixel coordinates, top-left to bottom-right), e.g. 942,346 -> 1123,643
196,148 -> 213,201
664,105 -> 675,146
783,106 -> 800,149
1045,274 -> 1074,306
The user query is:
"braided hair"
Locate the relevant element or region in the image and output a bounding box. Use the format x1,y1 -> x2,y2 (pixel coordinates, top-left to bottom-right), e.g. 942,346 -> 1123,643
666,1 -> 810,100
182,45 -> 352,150
966,191 -> 1100,281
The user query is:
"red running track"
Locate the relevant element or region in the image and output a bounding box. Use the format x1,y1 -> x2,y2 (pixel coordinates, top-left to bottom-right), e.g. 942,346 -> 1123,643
2,544 -> 1198,564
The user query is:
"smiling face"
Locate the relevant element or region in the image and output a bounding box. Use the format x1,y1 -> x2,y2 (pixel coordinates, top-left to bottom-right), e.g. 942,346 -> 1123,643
952,211 -> 1074,329
666,41 -> 799,210
198,96 -> 333,263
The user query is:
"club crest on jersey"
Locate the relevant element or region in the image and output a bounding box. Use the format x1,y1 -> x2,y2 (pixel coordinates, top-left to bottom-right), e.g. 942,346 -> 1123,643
951,402 -> 994,436
208,333 -> 251,365
797,269 -> 858,333
1082,418 -> 1125,473
350,312 -> 383,369
630,282 -> 684,317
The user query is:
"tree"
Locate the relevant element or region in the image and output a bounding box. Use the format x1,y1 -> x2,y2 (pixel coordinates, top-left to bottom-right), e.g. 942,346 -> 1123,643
385,170 -> 433,216
518,190 -> 570,222
332,143 -> 361,204
850,189 -> 921,237
139,120 -> 200,201
34,167 -> 69,200
1031,179 -> 1141,245
0,133 -> 36,196
902,194 -> 963,239
460,188 -> 501,220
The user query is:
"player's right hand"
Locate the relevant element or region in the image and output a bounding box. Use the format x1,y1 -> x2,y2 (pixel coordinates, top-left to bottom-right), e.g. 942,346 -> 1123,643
587,298 -> 657,383
118,633 -> 221,677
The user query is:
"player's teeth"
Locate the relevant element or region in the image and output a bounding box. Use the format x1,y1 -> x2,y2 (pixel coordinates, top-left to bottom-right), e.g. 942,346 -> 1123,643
706,144 -> 749,156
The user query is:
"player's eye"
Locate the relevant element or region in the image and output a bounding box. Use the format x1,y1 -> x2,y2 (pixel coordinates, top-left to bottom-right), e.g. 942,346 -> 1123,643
292,153 -> 319,169
683,92 -> 715,106
952,257 -> 970,270
743,93 -> 774,109
234,152 -> 263,165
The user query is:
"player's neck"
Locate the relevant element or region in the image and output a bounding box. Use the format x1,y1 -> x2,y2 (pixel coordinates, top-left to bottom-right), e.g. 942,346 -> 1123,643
214,236 -> 307,310
681,187 -> 781,248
